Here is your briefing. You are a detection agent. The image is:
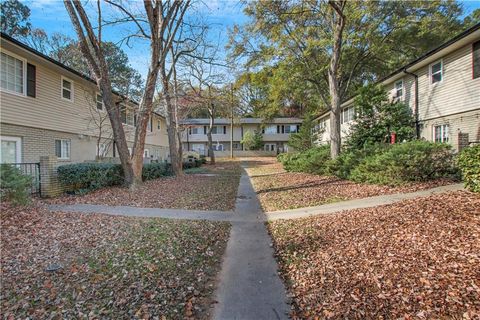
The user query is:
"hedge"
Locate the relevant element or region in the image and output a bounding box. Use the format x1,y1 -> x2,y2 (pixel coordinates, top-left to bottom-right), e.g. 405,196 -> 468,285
0,164 -> 33,205
278,141 -> 457,186
58,162 -> 179,194
457,145 -> 480,192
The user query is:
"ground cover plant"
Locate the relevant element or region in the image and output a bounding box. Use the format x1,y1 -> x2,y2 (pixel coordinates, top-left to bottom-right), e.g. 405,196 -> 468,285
50,161 -> 242,211
268,191 -> 480,319
1,202 -> 230,319
247,158 -> 453,211
458,144 -> 480,192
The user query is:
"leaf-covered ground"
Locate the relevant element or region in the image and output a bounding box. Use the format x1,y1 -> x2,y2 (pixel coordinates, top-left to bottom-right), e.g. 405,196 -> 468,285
268,191 -> 480,319
245,158 -> 455,211
48,161 -> 242,211
1,202 -> 230,319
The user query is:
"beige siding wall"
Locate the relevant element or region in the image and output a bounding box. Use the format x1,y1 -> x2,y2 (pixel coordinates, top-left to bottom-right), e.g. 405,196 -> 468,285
0,123 -> 170,163
0,39 -> 169,162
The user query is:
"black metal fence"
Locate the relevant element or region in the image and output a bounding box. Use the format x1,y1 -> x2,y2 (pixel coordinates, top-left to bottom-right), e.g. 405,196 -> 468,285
3,163 -> 41,196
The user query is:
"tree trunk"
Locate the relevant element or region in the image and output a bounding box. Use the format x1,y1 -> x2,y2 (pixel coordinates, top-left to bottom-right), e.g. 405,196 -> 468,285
328,1 -> 346,159
162,74 -> 183,176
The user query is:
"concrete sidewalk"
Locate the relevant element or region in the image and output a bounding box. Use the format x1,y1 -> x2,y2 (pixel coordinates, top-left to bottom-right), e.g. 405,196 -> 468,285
266,183 -> 464,220
212,173 -> 289,320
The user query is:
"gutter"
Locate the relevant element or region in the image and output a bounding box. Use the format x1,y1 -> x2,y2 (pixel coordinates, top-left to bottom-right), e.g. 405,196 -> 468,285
402,68 -> 420,139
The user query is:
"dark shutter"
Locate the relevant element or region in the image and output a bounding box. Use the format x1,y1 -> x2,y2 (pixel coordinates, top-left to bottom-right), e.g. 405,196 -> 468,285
223,126 -> 226,134
27,63 -> 36,97
474,41 -> 480,79
204,126 -> 207,134
277,125 -> 280,134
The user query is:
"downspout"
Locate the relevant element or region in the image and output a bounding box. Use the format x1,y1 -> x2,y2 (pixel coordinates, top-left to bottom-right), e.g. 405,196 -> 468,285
403,68 -> 420,139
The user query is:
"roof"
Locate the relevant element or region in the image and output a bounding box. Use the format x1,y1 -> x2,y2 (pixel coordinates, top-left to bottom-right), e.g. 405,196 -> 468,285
314,22 -> 480,120
0,32 -> 168,119
181,117 -> 303,125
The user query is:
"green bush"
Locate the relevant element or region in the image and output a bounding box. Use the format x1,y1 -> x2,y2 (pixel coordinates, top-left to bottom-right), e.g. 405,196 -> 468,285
350,141 -> 456,185
278,145 -> 331,174
0,164 -> 33,205
325,144 -> 389,179
142,162 -> 172,181
457,145 -> 480,192
58,163 -> 124,193
59,162 -> 175,194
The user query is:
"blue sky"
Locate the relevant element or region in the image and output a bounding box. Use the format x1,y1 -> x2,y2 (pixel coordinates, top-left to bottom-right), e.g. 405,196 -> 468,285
23,0 -> 480,80
23,0 -> 248,80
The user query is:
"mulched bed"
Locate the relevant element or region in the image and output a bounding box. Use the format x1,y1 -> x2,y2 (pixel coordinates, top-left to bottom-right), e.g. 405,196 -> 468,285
1,202 -> 230,319
268,191 -> 480,319
246,158 -> 455,211
48,161 -> 242,211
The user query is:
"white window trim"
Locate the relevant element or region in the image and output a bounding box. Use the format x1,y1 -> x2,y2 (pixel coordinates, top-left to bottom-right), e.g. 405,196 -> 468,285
0,49 -> 27,97
429,60 -> 443,85
0,135 -> 22,163
96,93 -> 104,110
190,127 -> 202,135
394,79 -> 404,99
433,124 -> 449,143
56,139 -> 71,160
144,149 -> 150,158
61,76 -> 74,102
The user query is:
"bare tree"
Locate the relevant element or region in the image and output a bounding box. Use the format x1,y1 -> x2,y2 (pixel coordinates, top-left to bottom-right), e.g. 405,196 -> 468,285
64,0 -> 191,187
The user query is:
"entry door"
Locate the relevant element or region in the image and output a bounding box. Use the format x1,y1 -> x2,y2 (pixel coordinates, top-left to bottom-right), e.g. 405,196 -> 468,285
0,136 -> 22,163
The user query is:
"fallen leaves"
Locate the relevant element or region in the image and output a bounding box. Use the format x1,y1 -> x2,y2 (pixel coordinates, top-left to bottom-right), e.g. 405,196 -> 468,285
268,191 -> 480,319
47,161 -> 242,211
1,202 -> 230,319
246,157 -> 455,211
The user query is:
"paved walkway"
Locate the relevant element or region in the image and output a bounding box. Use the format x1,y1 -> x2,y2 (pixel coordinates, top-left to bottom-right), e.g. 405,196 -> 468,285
266,183 -> 464,220
212,171 -> 289,320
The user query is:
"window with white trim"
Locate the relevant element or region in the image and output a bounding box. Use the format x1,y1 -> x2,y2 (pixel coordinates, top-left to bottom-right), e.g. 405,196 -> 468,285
96,94 -> 103,110
213,144 -> 224,151
341,106 -> 355,124
0,51 -> 25,95
96,143 -> 108,157
211,125 -> 226,134
55,139 -> 71,159
61,77 -> 73,101
434,124 -> 449,143
430,61 -> 443,84
285,124 -> 299,134
189,126 -> 200,135
263,125 -> 277,134
394,79 -> 403,98
144,149 -> 150,158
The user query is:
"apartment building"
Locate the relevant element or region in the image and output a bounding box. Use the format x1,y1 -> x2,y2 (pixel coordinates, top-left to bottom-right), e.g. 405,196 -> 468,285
181,117 -> 303,155
0,33 -> 169,164
315,23 -> 480,151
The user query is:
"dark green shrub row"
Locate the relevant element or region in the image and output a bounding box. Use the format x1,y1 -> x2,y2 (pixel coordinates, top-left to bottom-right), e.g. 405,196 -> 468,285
142,162 -> 172,181
278,141 -> 457,186
58,161 -> 178,194
457,145 -> 480,192
0,164 -> 32,205
182,159 -> 204,170
277,145 -> 330,174
57,163 -> 124,193
349,141 -> 456,185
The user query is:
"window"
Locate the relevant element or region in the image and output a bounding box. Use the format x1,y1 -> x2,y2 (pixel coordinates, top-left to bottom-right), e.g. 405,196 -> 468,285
434,124 -> 449,143
430,60 -> 443,84
213,144 -> 224,151
189,126 -> 200,135
285,125 -> 299,134
0,51 -> 25,95
157,120 -> 161,130
211,126 -> 226,134
473,41 -> 480,79
147,117 -> 152,132
126,110 -> 134,126
55,139 -> 71,159
61,76 -> 73,101
96,143 -> 108,157
96,94 -> 103,110
1,136 -> 22,163
394,79 -> 403,98
263,125 -> 277,134
144,149 -> 150,158
341,107 -> 355,124
264,144 -> 276,151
